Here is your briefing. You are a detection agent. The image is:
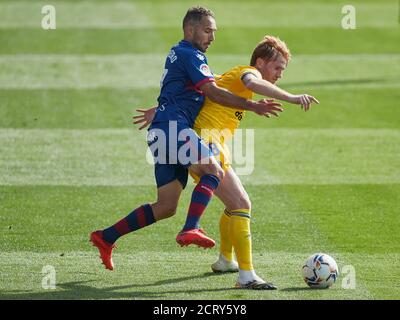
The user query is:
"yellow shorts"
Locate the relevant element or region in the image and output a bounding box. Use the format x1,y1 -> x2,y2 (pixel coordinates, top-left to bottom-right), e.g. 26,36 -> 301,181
189,135 -> 231,183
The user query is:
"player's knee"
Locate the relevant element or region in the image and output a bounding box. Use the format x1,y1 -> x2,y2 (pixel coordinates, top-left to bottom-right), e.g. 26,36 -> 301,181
214,166 -> 225,181
206,164 -> 224,181
161,203 -> 178,219
153,202 -> 178,220
192,162 -> 224,181
162,209 -> 176,219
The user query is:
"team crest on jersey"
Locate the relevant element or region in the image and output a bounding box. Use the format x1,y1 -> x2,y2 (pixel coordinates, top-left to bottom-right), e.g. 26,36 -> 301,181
196,53 -> 205,61
199,64 -> 212,76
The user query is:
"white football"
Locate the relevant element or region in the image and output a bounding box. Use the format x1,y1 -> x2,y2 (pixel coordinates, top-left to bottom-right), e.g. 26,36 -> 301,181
302,253 -> 339,289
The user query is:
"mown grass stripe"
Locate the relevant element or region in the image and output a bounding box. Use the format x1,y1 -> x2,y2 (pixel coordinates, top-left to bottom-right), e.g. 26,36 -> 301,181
0,1 -> 398,28
0,54 -> 399,89
0,86 -> 399,129
0,128 -> 398,186
1,184 -> 398,255
1,27 -> 399,55
0,251 -> 389,299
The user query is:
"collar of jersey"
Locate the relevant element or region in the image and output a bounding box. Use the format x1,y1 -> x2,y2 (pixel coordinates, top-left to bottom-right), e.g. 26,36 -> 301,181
179,40 -> 194,48
179,40 -> 205,57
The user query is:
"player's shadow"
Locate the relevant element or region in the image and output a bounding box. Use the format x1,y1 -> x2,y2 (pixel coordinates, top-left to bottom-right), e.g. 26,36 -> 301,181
0,272 -> 234,300
279,287 -> 313,292
149,271 -> 227,286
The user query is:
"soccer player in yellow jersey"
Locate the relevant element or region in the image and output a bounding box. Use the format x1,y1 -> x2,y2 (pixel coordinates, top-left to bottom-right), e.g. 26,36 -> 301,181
134,35 -> 318,289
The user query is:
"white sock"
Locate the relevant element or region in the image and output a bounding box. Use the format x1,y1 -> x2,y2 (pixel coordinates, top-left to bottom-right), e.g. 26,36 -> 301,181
238,269 -> 264,284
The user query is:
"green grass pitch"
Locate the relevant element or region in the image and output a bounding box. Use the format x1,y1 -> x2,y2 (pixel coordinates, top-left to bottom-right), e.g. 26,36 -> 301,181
0,0 -> 399,300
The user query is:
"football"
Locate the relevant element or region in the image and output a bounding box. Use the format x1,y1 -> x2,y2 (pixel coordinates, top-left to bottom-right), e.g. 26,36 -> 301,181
302,253 -> 339,289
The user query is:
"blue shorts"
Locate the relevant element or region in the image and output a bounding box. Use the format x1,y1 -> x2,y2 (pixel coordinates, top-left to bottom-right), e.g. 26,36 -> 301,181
147,121 -> 213,189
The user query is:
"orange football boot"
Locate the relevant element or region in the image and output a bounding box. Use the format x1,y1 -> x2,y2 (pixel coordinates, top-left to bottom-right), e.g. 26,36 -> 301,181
176,228 -> 215,248
90,230 -> 115,270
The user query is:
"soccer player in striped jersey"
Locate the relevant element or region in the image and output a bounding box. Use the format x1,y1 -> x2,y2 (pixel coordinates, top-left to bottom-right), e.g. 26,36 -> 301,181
134,35 -> 319,290
89,7 -> 281,273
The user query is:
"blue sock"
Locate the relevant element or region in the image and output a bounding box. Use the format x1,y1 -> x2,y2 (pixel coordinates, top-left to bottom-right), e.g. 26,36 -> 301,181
102,204 -> 155,244
182,174 -> 220,231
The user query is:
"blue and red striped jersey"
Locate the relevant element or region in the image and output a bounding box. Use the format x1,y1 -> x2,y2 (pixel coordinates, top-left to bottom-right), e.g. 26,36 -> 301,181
153,40 -> 215,128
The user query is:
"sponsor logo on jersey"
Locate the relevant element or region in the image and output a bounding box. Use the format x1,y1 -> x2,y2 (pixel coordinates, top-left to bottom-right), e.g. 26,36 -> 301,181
196,53 -> 205,61
235,111 -> 243,121
168,50 -> 177,63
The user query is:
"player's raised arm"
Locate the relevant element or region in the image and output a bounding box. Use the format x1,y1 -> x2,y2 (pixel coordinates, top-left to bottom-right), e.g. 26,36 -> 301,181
242,35 -> 320,111
200,81 -> 283,117
242,73 -> 319,112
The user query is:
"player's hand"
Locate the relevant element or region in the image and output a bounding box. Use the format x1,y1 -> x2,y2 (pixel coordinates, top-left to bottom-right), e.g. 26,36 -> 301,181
132,107 -> 156,130
247,99 -> 283,117
291,94 -> 319,111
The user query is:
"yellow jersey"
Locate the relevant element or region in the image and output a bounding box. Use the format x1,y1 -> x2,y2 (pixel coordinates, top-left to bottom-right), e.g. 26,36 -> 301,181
193,65 -> 261,139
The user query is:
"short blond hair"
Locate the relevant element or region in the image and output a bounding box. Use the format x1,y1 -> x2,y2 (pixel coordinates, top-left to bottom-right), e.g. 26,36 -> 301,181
250,35 -> 291,66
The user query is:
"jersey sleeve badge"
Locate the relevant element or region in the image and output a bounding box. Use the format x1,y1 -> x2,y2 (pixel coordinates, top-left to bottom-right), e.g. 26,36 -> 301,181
199,64 -> 213,77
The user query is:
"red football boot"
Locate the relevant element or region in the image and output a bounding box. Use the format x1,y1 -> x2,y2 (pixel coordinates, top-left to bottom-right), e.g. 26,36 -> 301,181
176,228 -> 215,248
90,230 -> 115,270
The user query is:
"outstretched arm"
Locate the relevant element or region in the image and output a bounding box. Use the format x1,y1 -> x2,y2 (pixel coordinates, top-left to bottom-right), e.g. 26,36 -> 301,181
242,73 -> 319,111
200,81 -> 283,117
